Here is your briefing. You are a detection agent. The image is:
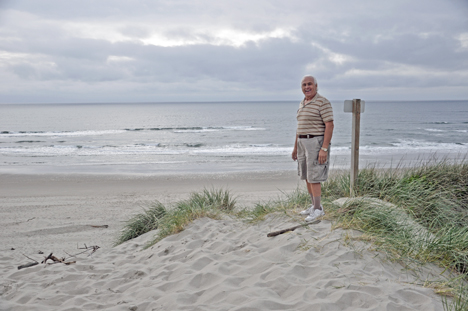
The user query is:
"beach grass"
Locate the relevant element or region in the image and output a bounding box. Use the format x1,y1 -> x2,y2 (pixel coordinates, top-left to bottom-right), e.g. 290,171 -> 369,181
322,159 -> 468,310
116,201 -> 167,245
117,158 -> 468,310
116,188 -> 236,247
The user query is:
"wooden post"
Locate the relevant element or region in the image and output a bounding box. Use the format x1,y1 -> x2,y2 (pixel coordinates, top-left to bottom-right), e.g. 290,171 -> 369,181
350,99 -> 361,196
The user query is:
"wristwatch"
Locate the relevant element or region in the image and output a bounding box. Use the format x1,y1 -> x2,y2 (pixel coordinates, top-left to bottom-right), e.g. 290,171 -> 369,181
321,147 -> 328,152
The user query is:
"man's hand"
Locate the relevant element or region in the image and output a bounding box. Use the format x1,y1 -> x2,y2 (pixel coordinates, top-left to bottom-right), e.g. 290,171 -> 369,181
318,149 -> 328,164
292,149 -> 297,161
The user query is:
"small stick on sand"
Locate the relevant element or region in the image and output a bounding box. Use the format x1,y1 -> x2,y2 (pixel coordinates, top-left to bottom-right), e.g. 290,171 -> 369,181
42,253 -> 76,265
64,261 -> 76,265
18,255 -> 39,270
17,262 -> 39,270
42,253 -> 62,264
267,220 -> 320,237
77,244 -> 100,256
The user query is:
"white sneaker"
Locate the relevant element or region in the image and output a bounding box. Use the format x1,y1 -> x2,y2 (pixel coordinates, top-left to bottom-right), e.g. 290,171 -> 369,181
299,205 -> 323,216
299,205 -> 314,215
305,208 -> 325,222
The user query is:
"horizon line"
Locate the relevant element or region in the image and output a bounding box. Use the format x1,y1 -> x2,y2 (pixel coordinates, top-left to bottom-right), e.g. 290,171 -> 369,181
1,99 -> 468,105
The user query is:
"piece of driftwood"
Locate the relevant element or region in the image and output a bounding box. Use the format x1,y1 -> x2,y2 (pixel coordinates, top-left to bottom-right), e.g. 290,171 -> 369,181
64,261 -> 76,265
88,225 -> 108,228
267,220 -> 320,237
42,253 -> 63,264
18,262 -> 39,270
17,254 -> 39,270
41,253 -> 76,265
15,245 -> 100,270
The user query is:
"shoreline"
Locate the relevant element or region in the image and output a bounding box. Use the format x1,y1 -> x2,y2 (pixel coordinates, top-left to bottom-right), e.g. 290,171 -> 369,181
1,150 -> 466,177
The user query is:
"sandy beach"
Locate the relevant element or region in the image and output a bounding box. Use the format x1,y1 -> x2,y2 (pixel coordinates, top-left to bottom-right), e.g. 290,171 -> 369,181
0,171 -> 300,254
0,171 -> 447,310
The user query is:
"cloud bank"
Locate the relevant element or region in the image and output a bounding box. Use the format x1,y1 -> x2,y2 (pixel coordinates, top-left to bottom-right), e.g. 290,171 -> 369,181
0,0 -> 467,103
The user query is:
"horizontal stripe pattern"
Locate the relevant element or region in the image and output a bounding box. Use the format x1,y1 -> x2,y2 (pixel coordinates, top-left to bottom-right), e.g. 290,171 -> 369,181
296,93 -> 334,135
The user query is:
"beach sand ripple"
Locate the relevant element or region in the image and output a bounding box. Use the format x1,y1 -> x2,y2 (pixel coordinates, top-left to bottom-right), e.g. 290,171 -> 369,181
1,216 -> 446,310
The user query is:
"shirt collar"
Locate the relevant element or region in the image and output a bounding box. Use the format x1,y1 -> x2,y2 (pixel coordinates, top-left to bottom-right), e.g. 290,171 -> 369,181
301,93 -> 319,106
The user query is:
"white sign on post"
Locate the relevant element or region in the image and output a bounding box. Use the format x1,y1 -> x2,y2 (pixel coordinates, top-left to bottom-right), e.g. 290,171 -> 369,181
344,100 -> 365,113
344,99 -> 365,196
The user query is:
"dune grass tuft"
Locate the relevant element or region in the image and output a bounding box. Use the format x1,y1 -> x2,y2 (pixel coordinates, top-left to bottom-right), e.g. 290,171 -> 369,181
115,202 -> 166,245
116,188 -> 236,248
188,188 -> 236,212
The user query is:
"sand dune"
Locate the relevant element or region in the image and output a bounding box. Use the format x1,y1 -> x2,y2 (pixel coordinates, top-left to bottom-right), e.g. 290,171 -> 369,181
1,215 -> 446,310
0,172 -> 449,310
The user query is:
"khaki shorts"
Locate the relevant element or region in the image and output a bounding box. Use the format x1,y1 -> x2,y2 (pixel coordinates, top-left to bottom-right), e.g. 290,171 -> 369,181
297,136 -> 330,183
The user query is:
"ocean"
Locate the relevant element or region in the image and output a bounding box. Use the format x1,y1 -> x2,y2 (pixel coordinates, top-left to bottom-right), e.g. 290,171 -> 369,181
1,100 -> 467,175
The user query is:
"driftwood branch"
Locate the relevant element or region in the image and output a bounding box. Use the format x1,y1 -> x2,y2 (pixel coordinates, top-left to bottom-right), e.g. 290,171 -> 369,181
18,262 -> 39,270
18,253 -> 40,270
16,245 -> 100,270
267,220 -> 320,237
42,252 -> 63,264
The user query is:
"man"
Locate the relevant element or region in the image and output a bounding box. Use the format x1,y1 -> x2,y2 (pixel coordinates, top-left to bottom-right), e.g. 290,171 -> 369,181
292,75 -> 334,222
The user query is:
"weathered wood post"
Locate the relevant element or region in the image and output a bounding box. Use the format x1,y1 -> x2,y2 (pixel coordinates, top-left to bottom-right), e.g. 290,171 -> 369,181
344,99 -> 365,196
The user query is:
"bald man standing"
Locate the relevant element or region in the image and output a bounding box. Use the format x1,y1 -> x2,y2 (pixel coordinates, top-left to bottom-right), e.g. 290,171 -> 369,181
292,75 -> 334,222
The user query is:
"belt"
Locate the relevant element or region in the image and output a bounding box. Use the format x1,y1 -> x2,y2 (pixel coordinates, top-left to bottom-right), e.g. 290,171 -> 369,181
298,134 -> 323,139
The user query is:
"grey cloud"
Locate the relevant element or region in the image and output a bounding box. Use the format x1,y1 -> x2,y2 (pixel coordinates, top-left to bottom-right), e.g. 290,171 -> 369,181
3,32 -> 322,89
0,8 -> 320,78
9,63 -> 37,79
125,38 -> 321,90
119,26 -> 151,39
1,0 -> 467,102
315,32 -> 468,71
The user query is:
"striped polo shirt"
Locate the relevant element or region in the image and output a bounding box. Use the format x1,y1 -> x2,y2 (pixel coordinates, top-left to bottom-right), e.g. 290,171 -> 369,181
296,93 -> 334,135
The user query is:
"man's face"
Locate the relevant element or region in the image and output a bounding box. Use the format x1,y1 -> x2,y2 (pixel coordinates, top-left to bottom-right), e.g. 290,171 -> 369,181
301,77 -> 317,99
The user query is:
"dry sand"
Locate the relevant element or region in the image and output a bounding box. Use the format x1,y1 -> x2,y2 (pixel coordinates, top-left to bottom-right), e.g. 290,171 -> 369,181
0,171 -> 300,255
0,172 -> 447,310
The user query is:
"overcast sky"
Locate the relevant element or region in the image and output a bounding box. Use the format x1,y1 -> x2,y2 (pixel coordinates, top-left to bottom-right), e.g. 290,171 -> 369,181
0,0 -> 467,103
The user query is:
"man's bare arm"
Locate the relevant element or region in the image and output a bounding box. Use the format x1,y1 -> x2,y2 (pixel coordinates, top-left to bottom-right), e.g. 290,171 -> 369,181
318,121 -> 334,164
292,134 -> 298,161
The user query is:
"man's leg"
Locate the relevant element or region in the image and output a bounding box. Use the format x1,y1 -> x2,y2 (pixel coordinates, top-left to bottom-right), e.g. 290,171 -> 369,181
304,181 -> 325,221
306,182 -> 314,205
308,181 -> 322,210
